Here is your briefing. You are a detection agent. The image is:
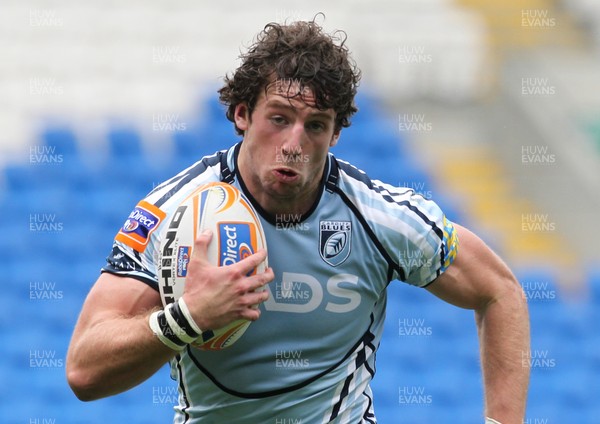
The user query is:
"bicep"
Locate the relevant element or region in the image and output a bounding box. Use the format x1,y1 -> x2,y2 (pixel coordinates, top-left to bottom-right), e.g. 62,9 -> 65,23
426,224 -> 520,310
72,273 -> 162,335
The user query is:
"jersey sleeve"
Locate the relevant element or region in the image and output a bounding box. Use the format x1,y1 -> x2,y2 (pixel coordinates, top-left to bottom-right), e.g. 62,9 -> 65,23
99,149 -> 227,291
334,161 -> 459,289
101,199 -> 167,291
392,191 -> 459,287
102,240 -> 159,290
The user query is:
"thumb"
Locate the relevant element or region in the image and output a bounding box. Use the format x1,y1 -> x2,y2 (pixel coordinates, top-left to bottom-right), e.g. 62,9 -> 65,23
191,229 -> 213,264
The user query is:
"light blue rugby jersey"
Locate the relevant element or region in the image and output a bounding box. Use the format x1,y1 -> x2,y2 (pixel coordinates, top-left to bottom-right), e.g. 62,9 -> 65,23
103,142 -> 459,423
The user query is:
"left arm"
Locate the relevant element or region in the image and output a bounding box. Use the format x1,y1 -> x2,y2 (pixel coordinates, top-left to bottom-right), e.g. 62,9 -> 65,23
426,223 -> 530,424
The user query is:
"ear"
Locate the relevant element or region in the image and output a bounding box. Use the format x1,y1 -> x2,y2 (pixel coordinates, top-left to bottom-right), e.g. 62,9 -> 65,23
234,103 -> 250,132
329,129 -> 341,148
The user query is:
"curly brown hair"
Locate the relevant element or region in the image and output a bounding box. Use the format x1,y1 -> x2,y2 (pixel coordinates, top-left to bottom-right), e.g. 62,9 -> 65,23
218,18 -> 361,135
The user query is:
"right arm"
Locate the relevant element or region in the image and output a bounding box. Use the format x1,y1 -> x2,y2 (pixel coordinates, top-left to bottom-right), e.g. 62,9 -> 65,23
66,230 -> 273,401
66,273 -> 174,401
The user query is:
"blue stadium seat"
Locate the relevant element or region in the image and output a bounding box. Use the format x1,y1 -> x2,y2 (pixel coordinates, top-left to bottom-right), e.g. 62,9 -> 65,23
108,127 -> 143,159
351,90 -> 400,130
78,186 -> 141,228
64,161 -> 110,192
173,129 -> 204,161
27,290 -> 80,331
580,326 -> 600,370
186,94 -> 240,155
389,281 -> 432,304
426,302 -> 473,338
4,154 -> 90,193
432,192 -> 466,224
41,127 -> 79,158
172,126 -> 232,167
529,365 -> 594,423
514,267 -> 558,290
101,127 -> 167,192
4,163 -> 37,191
0,209 -> 32,264
200,93 -> 229,122
588,267 -> 600,305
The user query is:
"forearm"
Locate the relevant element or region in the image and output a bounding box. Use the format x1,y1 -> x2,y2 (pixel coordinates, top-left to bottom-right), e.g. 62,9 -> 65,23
67,311 -> 176,401
476,283 -> 530,423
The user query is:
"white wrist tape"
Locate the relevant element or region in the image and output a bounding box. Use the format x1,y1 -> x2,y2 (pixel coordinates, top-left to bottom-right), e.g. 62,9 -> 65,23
485,418 -> 502,424
148,298 -> 203,351
176,297 -> 203,335
149,310 -> 186,351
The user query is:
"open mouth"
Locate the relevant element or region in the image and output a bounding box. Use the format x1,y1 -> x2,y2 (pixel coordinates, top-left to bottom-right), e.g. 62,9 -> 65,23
277,168 -> 297,177
273,167 -> 299,181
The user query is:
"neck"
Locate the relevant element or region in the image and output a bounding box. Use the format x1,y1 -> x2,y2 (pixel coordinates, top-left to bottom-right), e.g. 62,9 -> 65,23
236,146 -> 323,218
256,189 -> 319,217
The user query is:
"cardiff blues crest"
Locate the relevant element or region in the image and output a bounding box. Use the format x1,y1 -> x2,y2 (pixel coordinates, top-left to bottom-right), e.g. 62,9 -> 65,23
319,221 -> 352,266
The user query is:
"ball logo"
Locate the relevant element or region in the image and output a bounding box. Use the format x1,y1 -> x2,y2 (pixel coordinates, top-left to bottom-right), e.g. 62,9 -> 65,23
122,219 -> 139,232
199,183 -> 240,215
176,246 -> 191,277
239,243 -> 252,260
218,222 -> 258,274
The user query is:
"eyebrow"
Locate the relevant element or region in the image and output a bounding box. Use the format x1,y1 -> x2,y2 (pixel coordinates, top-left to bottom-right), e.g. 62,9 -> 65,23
264,98 -> 334,121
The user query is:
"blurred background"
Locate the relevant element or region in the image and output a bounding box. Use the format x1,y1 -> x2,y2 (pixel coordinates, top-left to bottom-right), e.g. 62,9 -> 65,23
1,0 -> 599,422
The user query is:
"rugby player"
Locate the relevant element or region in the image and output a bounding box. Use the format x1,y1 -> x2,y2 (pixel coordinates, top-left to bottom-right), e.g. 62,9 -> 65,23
66,19 -> 529,423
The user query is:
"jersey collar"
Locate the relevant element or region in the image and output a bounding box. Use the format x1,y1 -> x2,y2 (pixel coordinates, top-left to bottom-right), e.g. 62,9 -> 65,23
221,142 -> 339,225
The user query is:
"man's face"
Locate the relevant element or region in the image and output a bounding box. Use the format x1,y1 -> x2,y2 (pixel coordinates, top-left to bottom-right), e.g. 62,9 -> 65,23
234,80 -> 340,214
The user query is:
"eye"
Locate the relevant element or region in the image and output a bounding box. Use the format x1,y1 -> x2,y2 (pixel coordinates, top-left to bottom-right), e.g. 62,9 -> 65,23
307,121 -> 326,132
270,116 -> 287,126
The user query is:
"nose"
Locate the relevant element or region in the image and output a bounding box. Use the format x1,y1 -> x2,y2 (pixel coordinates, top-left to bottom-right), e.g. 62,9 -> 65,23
280,122 -> 304,155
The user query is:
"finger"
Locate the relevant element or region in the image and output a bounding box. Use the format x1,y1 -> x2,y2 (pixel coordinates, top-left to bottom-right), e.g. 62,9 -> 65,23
245,287 -> 270,305
231,248 -> 268,276
191,229 -> 213,264
240,308 -> 262,322
238,267 -> 273,293
248,267 -> 274,291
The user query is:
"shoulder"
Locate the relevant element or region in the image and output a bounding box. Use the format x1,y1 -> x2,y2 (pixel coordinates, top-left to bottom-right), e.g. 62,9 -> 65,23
146,149 -> 227,210
333,156 -> 442,232
113,149 -> 228,257
331,154 -> 458,286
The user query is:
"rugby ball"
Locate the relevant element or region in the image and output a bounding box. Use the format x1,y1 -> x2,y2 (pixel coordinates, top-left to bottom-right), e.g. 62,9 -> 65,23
157,182 -> 268,350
